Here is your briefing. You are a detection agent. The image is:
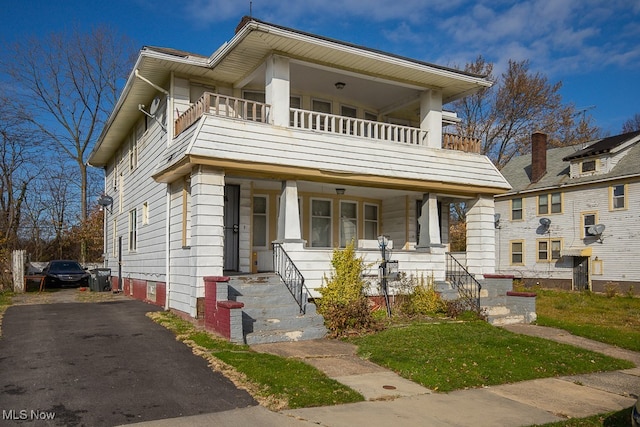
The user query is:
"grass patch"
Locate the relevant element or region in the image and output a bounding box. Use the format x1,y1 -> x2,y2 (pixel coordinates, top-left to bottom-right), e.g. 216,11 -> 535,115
348,321 -> 633,392
531,406 -> 633,426
535,289 -> 640,352
149,311 -> 363,409
0,290 -> 13,337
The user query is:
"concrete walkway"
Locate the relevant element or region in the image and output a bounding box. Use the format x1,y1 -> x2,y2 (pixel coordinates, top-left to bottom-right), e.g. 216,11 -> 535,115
127,323 -> 639,427
11,292 -> 635,426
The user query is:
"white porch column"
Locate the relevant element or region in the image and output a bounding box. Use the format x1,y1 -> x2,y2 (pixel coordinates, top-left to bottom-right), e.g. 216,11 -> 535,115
276,180 -> 303,242
190,166 -> 225,315
265,55 -> 290,127
417,193 -> 442,250
420,90 -> 443,149
466,195 -> 496,276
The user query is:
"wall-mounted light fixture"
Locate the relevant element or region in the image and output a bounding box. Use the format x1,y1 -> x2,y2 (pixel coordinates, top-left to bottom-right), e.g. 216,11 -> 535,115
335,82 -> 346,90
335,188 -> 345,195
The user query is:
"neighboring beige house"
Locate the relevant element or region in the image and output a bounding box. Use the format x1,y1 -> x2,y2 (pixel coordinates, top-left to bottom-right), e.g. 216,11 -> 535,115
495,130 -> 640,293
89,17 -> 514,342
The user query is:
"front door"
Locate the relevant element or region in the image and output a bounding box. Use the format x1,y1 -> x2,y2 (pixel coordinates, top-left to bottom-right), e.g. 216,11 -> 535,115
223,185 -> 240,271
573,256 -> 589,291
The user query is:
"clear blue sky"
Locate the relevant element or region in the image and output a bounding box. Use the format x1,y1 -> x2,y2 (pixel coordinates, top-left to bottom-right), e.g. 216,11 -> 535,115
1,0 -> 638,135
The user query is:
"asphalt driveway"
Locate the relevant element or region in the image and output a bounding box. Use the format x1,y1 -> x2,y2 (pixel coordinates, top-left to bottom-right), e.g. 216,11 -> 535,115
0,299 -> 256,426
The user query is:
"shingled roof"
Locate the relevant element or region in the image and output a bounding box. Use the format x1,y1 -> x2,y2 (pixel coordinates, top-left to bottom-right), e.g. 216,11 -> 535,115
499,131 -> 640,196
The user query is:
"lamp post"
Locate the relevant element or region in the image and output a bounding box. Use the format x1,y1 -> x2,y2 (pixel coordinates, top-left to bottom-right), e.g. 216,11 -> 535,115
378,235 -> 392,317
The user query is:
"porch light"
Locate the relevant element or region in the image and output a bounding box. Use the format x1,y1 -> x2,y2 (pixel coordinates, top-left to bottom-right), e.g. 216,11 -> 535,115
334,82 -> 346,90
335,188 -> 345,195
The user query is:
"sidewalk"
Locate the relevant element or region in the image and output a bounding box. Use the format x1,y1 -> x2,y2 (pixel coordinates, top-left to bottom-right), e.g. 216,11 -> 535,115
127,324 -> 639,427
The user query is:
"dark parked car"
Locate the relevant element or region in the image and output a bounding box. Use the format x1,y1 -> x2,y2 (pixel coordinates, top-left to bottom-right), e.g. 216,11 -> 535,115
43,260 -> 90,288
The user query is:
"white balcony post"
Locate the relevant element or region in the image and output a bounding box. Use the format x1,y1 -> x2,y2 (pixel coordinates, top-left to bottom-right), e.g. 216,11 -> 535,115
265,55 -> 290,127
420,90 -> 443,148
276,180 -> 303,243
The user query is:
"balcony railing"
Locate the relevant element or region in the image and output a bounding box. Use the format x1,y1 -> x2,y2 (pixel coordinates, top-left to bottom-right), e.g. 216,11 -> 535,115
290,108 -> 426,145
174,92 -> 481,153
174,93 -> 270,137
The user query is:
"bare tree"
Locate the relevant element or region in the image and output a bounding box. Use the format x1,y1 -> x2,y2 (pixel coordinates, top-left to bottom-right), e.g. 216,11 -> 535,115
452,57 -> 601,169
622,113 -> 640,133
2,25 -> 134,261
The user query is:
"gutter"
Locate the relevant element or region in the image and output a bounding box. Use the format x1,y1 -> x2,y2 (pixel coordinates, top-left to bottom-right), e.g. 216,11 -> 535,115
496,172 -> 640,198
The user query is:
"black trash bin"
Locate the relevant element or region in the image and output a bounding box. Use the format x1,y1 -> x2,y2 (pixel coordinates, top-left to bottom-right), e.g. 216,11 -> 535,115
89,268 -> 112,292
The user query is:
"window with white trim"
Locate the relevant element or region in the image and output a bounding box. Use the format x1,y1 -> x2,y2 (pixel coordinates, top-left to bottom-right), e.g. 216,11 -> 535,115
339,201 -> 357,247
128,209 -> 137,251
582,212 -> 597,237
311,199 -> 332,247
364,204 -> 379,239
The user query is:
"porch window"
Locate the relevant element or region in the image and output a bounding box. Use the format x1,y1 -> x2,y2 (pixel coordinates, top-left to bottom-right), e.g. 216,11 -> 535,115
511,198 -> 523,220
611,184 -> 626,210
128,209 -> 137,251
252,196 -> 268,247
312,99 -> 332,131
339,201 -> 357,247
243,91 -> 265,121
582,212 -> 597,237
510,240 -> 524,265
311,199 -> 332,247
537,239 -> 562,262
364,204 -> 379,239
340,105 -> 357,135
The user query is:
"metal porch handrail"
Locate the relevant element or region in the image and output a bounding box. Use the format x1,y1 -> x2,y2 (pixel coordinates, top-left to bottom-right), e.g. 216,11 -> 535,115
272,243 -> 309,314
445,252 -> 482,313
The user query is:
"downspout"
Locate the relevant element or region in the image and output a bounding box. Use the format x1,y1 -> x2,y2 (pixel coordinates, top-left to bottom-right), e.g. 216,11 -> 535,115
165,185 -> 171,310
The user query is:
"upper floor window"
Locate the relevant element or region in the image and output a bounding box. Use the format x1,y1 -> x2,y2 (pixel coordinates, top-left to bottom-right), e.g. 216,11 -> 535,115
538,192 -> 562,215
582,212 -> 597,238
511,198 -> 523,220
581,159 -> 596,173
611,184 -> 626,210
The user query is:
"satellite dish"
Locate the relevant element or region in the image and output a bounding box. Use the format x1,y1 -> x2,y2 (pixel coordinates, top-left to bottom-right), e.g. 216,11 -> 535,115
539,217 -> 551,227
149,97 -> 161,116
588,224 -> 605,236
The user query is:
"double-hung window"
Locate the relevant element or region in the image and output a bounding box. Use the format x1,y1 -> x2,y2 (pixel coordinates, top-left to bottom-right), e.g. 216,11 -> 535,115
128,209 -> 137,251
339,201 -> 357,247
364,204 -> 379,239
537,239 -> 561,262
311,199 -> 332,247
511,198 -> 523,220
510,241 -> 524,265
538,192 -> 561,215
611,184 -> 626,210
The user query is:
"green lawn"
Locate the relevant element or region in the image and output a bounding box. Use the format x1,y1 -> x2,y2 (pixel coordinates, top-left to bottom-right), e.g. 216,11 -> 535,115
149,312 -> 364,409
531,406 -> 633,427
534,289 -> 640,352
348,321 -> 633,392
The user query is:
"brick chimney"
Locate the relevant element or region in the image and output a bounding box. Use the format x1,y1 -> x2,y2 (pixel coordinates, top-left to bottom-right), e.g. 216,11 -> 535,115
531,132 -> 547,183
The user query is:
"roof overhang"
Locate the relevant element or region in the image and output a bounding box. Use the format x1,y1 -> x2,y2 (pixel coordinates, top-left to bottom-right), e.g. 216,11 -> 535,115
560,247 -> 592,257
89,17 -> 493,167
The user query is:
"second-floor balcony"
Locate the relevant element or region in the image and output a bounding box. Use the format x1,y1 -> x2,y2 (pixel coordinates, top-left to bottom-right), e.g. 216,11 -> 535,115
174,92 -> 481,154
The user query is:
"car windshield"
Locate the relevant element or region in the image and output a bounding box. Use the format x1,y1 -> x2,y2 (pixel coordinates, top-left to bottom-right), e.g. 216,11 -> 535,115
48,261 -> 84,273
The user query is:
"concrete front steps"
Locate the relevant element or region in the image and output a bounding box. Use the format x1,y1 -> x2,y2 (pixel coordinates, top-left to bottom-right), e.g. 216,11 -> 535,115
228,274 -> 327,345
437,275 -> 537,326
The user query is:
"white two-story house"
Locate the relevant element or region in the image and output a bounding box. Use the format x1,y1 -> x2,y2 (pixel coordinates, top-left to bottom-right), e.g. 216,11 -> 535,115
88,17 -> 511,334
495,131 -> 640,293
